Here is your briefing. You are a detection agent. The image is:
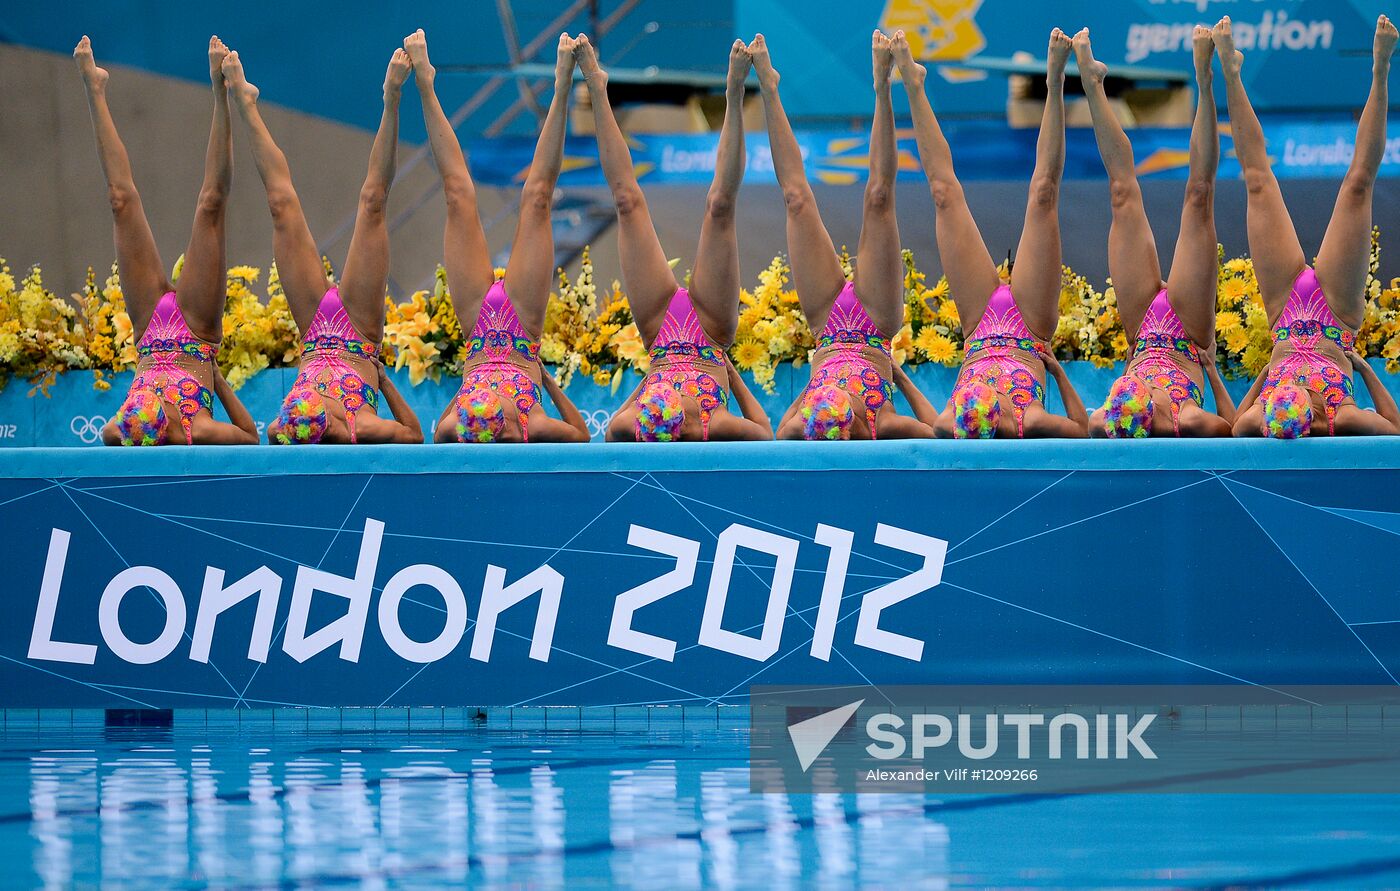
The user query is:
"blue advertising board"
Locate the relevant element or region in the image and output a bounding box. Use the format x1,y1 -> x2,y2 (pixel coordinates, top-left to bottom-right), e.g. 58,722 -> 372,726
454,121 -> 1400,188
2,440 -> 1398,709
1,1 -> 1386,133
741,0 -> 1390,117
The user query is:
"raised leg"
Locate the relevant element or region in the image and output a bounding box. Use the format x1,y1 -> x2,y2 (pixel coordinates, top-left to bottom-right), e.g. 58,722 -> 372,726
686,40 -> 752,347
1073,28 -> 1161,339
1009,28 -> 1071,341
749,34 -> 848,330
501,34 -> 578,337
74,36 -> 168,337
223,50 -> 327,332
173,37 -> 234,342
404,29 -> 495,327
1214,16 -> 1304,318
853,31 -> 905,337
575,34 -> 678,344
337,49 -> 411,342
1314,15 -> 1397,329
1164,26 -> 1222,346
892,30 -> 1000,331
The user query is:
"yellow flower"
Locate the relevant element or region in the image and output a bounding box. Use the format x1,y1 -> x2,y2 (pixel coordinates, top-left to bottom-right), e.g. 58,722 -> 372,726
610,324 -> 646,363
539,334 -> 567,365
914,328 -> 957,364
1111,331 -> 1129,357
732,339 -> 767,370
1216,310 -> 1243,333
395,337 -> 441,385
1242,342 -> 1272,376
936,298 -> 960,326
1219,276 -> 1250,303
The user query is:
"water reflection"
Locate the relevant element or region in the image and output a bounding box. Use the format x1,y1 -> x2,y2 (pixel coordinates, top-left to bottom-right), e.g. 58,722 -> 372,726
14,727 -> 964,889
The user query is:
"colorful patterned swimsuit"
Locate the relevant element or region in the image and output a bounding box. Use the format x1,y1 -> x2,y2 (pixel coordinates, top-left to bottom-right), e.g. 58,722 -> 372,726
802,282 -> 895,440
641,287 -> 729,441
956,284 -> 1046,437
1260,267 -> 1355,435
286,287 -> 380,442
129,291 -> 217,445
1125,289 -> 1205,435
457,280 -> 542,442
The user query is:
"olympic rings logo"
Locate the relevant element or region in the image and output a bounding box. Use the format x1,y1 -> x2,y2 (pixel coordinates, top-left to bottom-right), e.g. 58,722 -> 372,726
582,409 -> 613,439
70,415 -> 107,444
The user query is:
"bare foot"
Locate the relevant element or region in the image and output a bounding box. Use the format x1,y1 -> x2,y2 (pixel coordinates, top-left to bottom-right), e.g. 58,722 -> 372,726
1376,15 -> 1397,68
873,30 -> 894,86
891,30 -> 926,88
748,33 -> 778,93
73,36 -> 108,92
575,33 -> 605,87
1212,17 -> 1242,75
1071,28 -> 1106,84
1191,25 -> 1214,79
209,36 -> 228,89
726,38 -> 750,92
556,33 -> 577,84
403,29 -> 433,83
385,47 -> 411,95
221,51 -> 258,106
1047,28 -> 1071,79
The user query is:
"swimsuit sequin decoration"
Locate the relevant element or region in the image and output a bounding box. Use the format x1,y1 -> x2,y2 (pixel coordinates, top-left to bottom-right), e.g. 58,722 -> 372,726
1260,267 -> 1355,435
129,291 -> 217,445
1125,289 -> 1205,434
640,287 -> 729,441
284,287 -> 380,443
956,284 -> 1046,437
457,279 -> 542,442
803,282 -> 894,440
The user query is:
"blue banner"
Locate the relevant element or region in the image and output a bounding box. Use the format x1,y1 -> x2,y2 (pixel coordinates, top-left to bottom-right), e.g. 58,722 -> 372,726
459,122 -> 1400,187
2,441 -> 1398,708
743,0 -> 1387,117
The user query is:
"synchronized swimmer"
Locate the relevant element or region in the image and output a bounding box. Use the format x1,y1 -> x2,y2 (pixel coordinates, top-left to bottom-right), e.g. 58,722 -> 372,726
77,17 -> 1400,446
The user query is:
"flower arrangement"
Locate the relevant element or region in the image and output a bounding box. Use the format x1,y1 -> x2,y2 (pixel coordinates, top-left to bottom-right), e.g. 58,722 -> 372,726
0,260 -> 92,395
219,264 -> 301,389
382,264 -> 463,385
5,228 -> 1400,395
730,253 -> 813,392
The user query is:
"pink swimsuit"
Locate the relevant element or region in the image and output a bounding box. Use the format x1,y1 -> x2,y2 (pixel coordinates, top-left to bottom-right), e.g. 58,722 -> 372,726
1126,289 -> 1205,434
956,284 -> 1046,437
284,287 -> 379,442
1260,267 -> 1355,434
802,282 -> 894,440
641,287 -> 729,440
130,291 -> 217,445
457,280 -> 542,441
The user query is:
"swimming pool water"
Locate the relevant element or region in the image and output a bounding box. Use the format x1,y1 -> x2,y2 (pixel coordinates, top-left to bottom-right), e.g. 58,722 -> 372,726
3,714 -> 1399,889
